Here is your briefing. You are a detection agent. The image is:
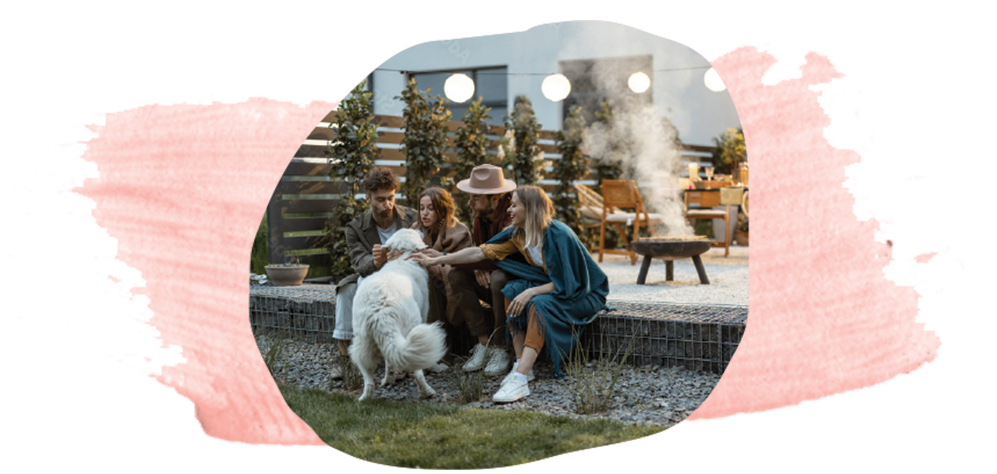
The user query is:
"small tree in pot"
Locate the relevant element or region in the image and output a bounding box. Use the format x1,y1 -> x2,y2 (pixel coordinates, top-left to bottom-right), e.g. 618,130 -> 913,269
711,127 -> 746,175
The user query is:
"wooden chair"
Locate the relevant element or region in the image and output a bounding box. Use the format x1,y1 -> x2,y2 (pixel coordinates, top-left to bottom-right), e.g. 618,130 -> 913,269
684,187 -> 741,257
574,183 -> 621,252
598,180 -> 664,265
574,183 -> 608,252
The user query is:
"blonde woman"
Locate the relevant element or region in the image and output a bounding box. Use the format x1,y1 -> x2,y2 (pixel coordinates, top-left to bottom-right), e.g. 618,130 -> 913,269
410,186 -> 609,403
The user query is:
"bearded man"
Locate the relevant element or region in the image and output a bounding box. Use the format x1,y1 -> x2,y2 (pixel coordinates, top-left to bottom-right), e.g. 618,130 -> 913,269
444,164 -> 517,376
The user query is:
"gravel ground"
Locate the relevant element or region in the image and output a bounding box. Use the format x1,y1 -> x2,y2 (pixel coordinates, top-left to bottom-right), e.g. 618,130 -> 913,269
260,335 -> 721,427
257,245 -> 744,427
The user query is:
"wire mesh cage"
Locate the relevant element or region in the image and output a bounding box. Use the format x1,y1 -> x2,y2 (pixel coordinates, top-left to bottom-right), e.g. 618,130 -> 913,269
249,286 -> 747,375
580,302 -> 747,375
248,284 -> 482,353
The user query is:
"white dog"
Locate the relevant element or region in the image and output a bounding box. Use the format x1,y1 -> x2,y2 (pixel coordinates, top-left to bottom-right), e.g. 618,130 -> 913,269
349,228 -> 447,401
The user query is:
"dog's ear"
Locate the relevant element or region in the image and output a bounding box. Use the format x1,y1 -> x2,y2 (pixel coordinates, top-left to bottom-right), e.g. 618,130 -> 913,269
414,229 -> 424,240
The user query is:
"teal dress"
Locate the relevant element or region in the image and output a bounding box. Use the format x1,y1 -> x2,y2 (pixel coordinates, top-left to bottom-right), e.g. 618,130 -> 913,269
485,220 -> 609,377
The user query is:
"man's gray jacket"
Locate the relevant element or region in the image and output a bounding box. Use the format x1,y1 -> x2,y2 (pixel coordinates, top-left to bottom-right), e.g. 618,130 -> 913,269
334,204 -> 418,294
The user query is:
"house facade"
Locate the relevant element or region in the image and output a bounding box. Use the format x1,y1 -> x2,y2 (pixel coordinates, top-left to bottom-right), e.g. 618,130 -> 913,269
367,21 -> 741,148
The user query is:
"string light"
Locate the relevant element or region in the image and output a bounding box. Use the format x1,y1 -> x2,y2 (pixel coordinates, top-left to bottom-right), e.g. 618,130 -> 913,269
541,74 -> 571,102
443,73 -> 474,103
383,64 -> 724,101
383,65 -> 711,76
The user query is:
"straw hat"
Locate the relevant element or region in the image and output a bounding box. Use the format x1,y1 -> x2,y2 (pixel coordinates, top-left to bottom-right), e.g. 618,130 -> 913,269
455,164 -> 517,194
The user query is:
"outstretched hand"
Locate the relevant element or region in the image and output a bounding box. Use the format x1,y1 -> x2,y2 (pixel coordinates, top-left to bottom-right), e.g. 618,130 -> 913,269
406,252 -> 437,267
418,248 -> 443,258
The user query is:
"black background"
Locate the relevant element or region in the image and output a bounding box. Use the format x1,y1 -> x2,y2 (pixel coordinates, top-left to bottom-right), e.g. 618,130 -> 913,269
17,19 -> 964,473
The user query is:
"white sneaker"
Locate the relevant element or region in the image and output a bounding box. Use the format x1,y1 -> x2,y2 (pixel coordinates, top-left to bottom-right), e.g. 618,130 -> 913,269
462,343 -> 488,372
492,376 -> 530,403
500,361 -> 535,385
427,362 -> 449,374
483,348 -> 512,376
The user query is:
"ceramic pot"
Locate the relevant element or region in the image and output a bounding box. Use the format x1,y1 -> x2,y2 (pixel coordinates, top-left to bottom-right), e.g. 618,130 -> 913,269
735,229 -> 749,246
265,264 -> 310,286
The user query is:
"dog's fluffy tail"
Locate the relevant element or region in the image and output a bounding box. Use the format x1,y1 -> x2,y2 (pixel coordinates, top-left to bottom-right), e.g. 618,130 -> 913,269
379,322 -> 447,372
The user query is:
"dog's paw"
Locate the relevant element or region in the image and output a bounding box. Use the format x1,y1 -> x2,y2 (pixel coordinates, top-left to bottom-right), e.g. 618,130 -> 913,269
359,384 -> 376,401
419,387 -> 436,399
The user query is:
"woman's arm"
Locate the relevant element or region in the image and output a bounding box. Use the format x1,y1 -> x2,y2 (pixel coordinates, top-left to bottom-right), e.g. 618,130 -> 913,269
528,282 -> 556,297
408,246 -> 486,267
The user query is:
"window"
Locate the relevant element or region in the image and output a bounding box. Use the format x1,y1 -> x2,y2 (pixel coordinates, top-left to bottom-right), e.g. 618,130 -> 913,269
559,55 -> 653,127
408,66 -> 508,126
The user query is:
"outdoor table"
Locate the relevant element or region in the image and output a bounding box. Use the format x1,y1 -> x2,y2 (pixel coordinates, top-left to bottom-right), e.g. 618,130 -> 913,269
685,186 -> 747,251
684,186 -> 748,206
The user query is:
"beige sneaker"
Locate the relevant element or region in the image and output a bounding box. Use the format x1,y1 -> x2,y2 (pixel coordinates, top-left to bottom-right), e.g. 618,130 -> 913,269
483,348 -> 512,376
427,362 -> 449,374
462,343 -> 489,372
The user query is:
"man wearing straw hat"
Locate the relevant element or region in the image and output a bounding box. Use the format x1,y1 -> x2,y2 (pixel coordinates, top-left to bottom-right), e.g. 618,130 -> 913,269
444,164 -> 517,376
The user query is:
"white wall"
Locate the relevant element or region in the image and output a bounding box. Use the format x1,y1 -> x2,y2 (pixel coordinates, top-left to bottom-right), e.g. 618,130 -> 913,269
371,21 -> 741,146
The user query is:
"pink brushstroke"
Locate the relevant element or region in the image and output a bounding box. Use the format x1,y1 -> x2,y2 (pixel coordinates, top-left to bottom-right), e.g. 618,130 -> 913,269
77,47 -> 940,444
688,48 -> 939,419
916,252 -> 937,264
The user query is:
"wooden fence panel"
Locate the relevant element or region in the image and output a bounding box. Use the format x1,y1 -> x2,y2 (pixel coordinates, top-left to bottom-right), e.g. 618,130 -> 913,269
266,111 -> 716,281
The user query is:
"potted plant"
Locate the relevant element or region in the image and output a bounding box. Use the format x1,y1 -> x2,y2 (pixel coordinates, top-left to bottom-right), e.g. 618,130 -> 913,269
265,258 -> 310,287
734,211 -> 749,246
711,127 -> 747,179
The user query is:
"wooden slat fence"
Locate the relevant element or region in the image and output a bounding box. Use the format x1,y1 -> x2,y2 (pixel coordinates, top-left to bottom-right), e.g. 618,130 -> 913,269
266,111 -> 715,280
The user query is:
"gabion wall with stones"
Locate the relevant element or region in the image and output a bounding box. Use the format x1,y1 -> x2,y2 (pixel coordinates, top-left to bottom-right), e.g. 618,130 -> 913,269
249,285 -> 747,375
578,302 -> 747,375
249,284 -> 480,356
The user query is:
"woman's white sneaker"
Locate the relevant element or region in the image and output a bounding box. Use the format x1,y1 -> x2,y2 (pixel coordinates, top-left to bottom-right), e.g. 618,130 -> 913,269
492,376 -> 530,403
500,361 -> 535,385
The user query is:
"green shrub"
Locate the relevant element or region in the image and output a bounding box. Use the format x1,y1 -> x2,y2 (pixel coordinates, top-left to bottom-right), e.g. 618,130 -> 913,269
553,104 -> 589,238
333,354 -> 364,392
250,214 -> 268,275
452,97 -> 493,224
324,80 -> 378,283
397,77 -> 452,207
501,96 -> 545,186
564,329 -> 636,415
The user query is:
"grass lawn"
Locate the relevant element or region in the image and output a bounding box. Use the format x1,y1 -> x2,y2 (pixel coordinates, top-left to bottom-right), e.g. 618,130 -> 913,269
280,385 -> 667,469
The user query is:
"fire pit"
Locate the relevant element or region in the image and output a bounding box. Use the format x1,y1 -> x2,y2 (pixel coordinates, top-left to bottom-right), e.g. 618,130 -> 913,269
628,236 -> 712,285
